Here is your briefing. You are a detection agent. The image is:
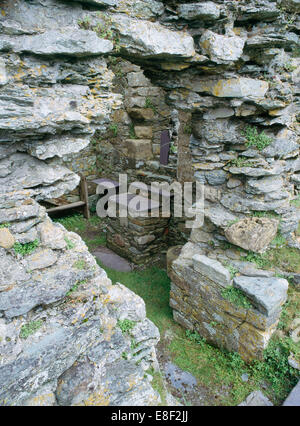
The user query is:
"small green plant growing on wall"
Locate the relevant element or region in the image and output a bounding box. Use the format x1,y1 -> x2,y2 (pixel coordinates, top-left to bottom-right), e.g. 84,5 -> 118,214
73,259 -> 87,270
78,13 -> 121,52
291,195 -> 300,207
130,338 -> 139,351
20,320 -> 43,339
66,279 -> 87,296
109,123 -> 118,136
221,286 -> 252,309
244,251 -> 270,269
283,62 -> 297,72
145,97 -> 157,113
243,126 -> 272,151
117,319 -> 135,334
252,211 -> 280,219
129,123 -> 136,139
170,143 -> 177,154
223,262 -> 239,279
226,218 -> 239,228
64,236 -> 75,250
271,232 -> 286,248
228,157 -> 253,168
186,330 -> 206,347
78,15 -> 91,30
13,239 -> 39,256
0,223 -> 10,229
183,123 -> 192,134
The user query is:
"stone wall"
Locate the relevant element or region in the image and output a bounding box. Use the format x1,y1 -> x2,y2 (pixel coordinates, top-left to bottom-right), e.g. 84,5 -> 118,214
168,243 -> 289,362
148,0 -> 300,253
0,0 -> 300,401
56,0 -> 300,253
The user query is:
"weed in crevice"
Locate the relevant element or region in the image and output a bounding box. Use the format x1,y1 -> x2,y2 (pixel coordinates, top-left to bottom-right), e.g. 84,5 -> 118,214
64,237 -> 75,250
145,97 -> 157,113
117,319 -> 135,334
0,223 -> 10,229
13,239 -> 39,256
221,286 -> 252,309
66,279 -> 87,296
109,123 -> 118,137
73,259 -> 87,270
20,320 -> 43,339
243,126 -> 272,151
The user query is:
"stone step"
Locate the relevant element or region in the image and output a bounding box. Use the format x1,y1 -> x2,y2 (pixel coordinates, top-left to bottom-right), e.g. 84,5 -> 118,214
128,181 -> 172,200
92,178 -> 121,194
108,193 -> 161,215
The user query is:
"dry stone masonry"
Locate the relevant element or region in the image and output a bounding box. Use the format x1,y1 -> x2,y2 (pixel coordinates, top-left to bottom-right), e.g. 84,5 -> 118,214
0,0 -> 300,404
168,243 -> 289,362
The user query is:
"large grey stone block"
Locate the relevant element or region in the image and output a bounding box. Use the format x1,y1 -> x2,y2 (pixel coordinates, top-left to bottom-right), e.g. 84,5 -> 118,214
192,254 -> 231,287
233,276 -> 288,316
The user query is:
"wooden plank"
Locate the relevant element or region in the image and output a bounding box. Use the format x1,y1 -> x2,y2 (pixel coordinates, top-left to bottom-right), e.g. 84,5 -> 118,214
160,130 -> 170,165
46,174 -> 90,219
79,173 -> 90,220
46,201 -> 85,214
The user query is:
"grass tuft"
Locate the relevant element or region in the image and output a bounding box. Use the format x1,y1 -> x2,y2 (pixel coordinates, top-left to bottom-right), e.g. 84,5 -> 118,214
221,286 -> 252,309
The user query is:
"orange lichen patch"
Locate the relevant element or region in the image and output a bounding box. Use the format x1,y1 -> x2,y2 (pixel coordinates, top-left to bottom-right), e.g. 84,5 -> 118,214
200,39 -> 210,50
127,374 -> 137,392
14,66 -> 26,81
101,316 -> 116,342
78,388 -> 111,406
233,27 -> 243,36
269,108 -> 284,116
29,393 -> 55,406
100,294 -> 111,305
161,63 -> 190,71
212,80 -> 225,97
36,65 -> 47,75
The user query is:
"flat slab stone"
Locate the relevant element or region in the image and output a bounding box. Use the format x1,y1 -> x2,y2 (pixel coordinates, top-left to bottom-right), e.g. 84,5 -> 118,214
13,29 -> 113,57
192,254 -> 231,287
233,276 -> 288,316
92,178 -> 120,187
128,181 -> 172,200
112,15 -> 195,59
26,249 -> 58,271
64,0 -> 117,5
178,2 -> 221,21
92,247 -> 132,272
239,390 -> 273,406
109,193 -> 160,214
283,380 -> 300,406
193,77 -> 269,100
164,362 -> 197,393
245,176 -> 283,195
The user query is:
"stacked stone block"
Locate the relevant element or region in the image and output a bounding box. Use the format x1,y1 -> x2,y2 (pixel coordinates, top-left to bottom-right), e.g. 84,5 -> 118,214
106,192 -> 170,264
168,243 -> 289,362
